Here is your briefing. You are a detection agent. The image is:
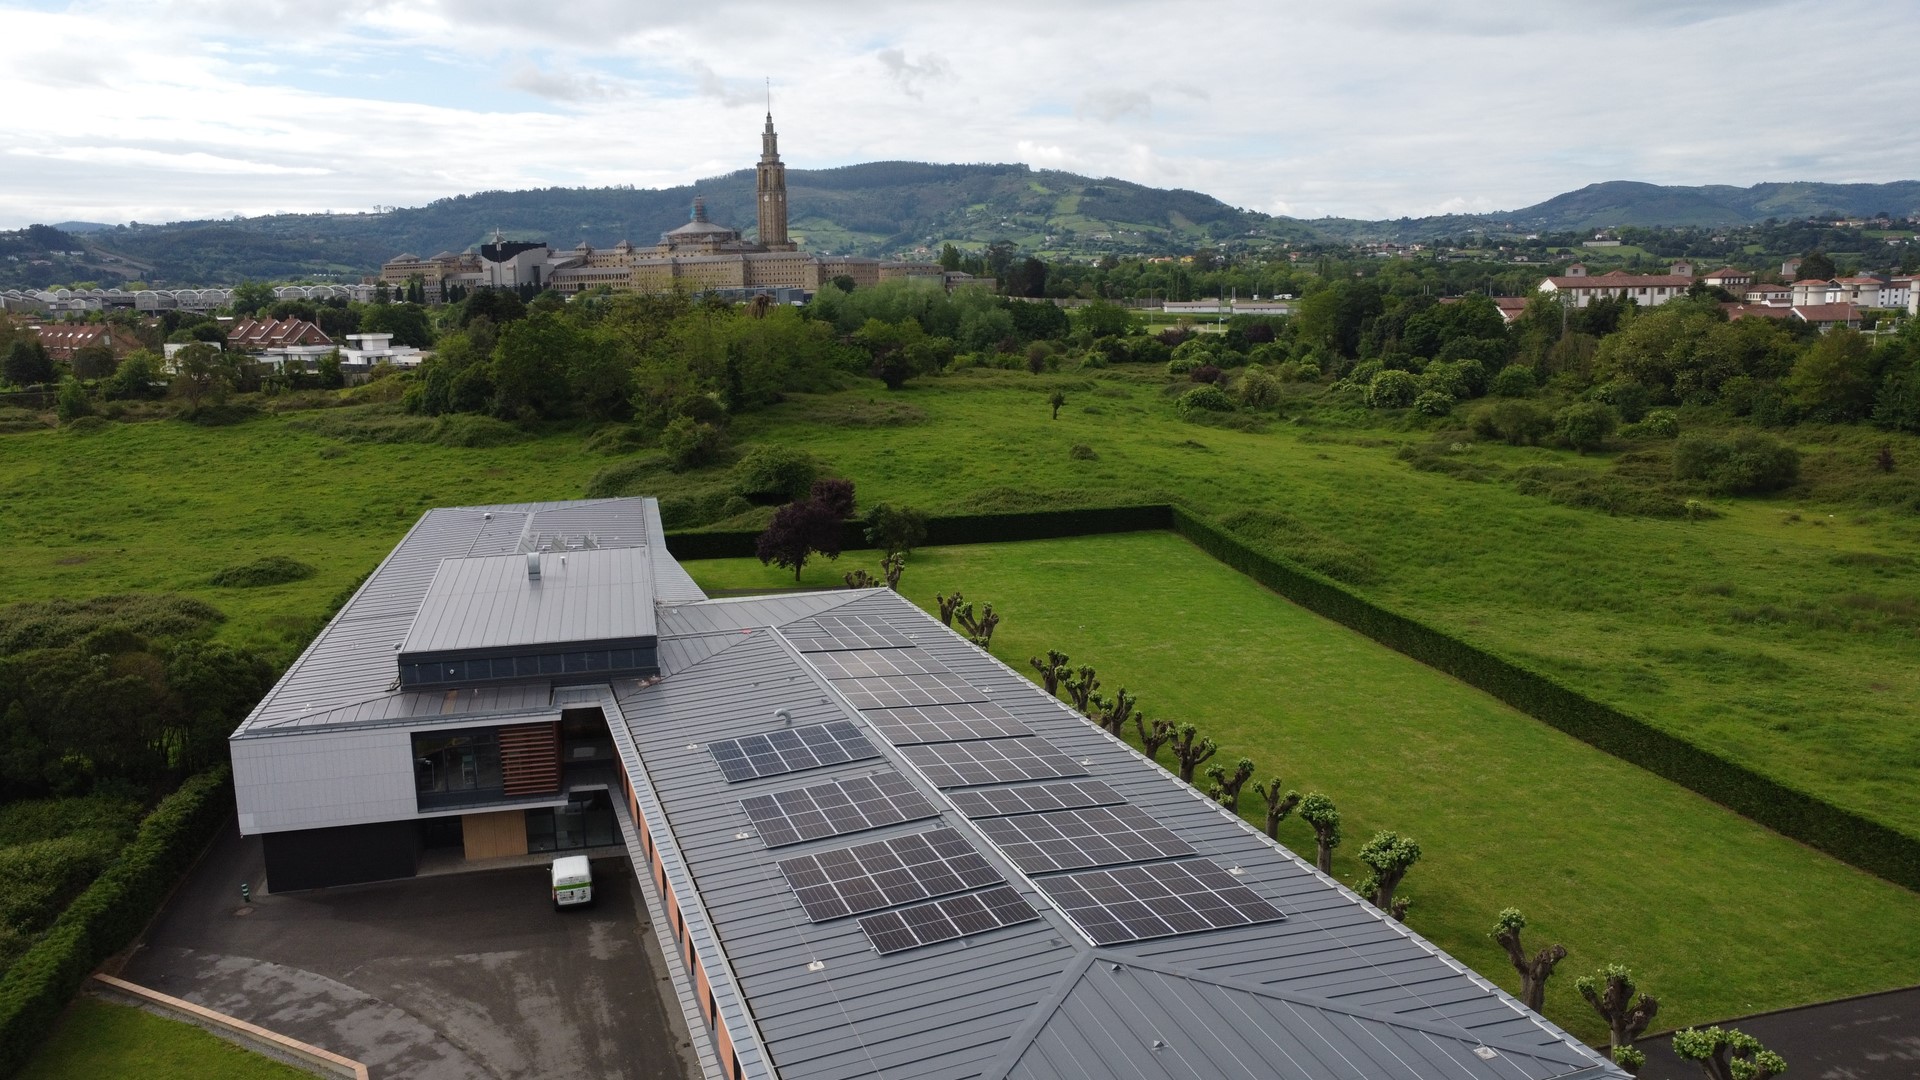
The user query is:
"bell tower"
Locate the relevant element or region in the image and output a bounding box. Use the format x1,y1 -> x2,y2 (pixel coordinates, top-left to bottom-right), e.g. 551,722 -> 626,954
756,98 -> 794,251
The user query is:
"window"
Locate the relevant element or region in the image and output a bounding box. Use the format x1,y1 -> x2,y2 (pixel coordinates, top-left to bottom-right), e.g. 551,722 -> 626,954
525,790 -> 618,853
412,728 -> 504,809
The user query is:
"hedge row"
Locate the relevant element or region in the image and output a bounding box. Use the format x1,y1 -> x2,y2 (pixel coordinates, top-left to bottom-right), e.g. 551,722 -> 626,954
666,504 -> 1174,561
0,767 -> 234,1078
1168,506 -> 1920,892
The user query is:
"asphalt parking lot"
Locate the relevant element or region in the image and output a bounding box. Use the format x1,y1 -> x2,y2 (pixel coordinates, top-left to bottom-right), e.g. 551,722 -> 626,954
118,822 -> 696,1080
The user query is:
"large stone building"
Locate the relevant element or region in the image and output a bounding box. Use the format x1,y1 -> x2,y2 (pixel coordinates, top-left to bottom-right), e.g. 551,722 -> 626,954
380,113 -> 983,301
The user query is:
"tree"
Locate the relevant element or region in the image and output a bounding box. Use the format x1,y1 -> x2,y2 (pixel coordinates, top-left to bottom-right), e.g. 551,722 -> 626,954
1356,831 -> 1421,920
1671,1027 -> 1786,1080
1048,390 -> 1066,419
952,600 -> 1000,648
55,377 -> 92,422
864,504 -> 928,555
1204,757 -> 1255,812
755,499 -> 843,581
1785,328 -> 1873,421
316,349 -> 345,390
1252,778 -> 1300,839
938,243 -> 962,272
170,342 -> 232,407
1167,723 -> 1217,783
1062,665 -> 1098,713
937,591 -> 965,627
489,312 -> 573,419
1490,909 -> 1566,1012
1575,964 -> 1659,1055
229,280 -> 276,316
106,350 -> 164,399
1798,250 -> 1836,280
809,478 -> 856,519
880,552 -> 906,590
1556,402 -> 1618,454
1135,713 -> 1177,762
3,338 -> 55,387
70,342 -> 117,380
1090,688 -> 1136,736
359,302 -> 434,348
1298,793 -> 1341,873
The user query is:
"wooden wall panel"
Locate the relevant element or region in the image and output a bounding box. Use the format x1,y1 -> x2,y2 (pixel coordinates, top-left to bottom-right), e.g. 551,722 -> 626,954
462,809 -> 529,860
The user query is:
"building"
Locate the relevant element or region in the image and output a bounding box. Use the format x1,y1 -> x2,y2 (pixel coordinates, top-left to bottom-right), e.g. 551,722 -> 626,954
1537,263 -> 1696,308
229,496 -> 1621,1080
24,322 -> 145,363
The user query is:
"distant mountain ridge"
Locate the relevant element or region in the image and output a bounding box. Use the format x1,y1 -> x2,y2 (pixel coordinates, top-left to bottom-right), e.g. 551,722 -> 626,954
18,170 -> 1920,287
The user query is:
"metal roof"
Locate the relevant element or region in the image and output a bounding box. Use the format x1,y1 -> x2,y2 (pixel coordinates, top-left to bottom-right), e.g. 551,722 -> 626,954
400,546 -> 657,658
233,497 -> 699,739
608,588 -> 1618,1080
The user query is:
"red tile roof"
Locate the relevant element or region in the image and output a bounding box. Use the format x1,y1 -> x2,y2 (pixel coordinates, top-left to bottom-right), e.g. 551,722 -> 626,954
1792,303 -> 1859,324
227,317 -> 332,349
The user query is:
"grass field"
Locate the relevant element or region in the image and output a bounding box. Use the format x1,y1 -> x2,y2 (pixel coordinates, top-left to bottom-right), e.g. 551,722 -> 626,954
686,533 -> 1920,1043
19,997 -> 314,1080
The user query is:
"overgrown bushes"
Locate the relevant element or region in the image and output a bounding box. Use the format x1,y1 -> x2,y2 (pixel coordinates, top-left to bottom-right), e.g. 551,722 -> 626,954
1672,432 -> 1801,494
0,767 -> 233,1077
207,556 -> 316,588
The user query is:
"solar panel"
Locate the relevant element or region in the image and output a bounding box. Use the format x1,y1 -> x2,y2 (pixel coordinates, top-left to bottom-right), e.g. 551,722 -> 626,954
858,886 -> 1040,955
739,771 -> 939,848
778,827 -> 1006,922
862,701 -> 1034,745
831,672 -> 987,712
1034,859 -> 1285,945
804,649 -> 948,680
787,614 -> 915,652
947,779 -> 1125,819
900,738 -> 1086,789
974,804 -> 1195,874
707,721 -> 879,784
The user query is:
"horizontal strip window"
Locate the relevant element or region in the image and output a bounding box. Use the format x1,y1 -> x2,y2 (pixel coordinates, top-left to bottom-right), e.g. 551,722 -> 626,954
398,647 -> 656,688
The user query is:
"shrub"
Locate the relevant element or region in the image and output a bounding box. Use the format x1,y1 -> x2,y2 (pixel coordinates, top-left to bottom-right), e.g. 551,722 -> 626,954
659,416 -> 727,471
207,556 -> 317,588
1469,400 -> 1554,445
1624,409 -> 1680,439
1190,363 -> 1223,384
1413,390 -> 1455,416
1556,402 -> 1618,454
1170,337 -> 1218,368
1238,369 -> 1281,409
1672,431 -> 1800,494
1167,356 -> 1200,376
54,378 -> 92,424
1346,359 -> 1384,387
1422,359 -> 1485,400
1365,369 -> 1421,409
1175,385 -> 1235,415
731,446 -> 819,504
1595,378 -> 1653,423
1068,443 -> 1098,460
1489,365 -> 1535,397
1275,360 -> 1320,383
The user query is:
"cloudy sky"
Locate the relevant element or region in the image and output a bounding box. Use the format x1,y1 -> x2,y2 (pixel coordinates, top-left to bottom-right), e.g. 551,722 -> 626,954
2,0 -> 1916,228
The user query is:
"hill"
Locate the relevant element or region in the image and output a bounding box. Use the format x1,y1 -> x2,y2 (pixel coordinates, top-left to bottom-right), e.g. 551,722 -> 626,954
1500,179 -> 1920,230
65,163 -> 1319,286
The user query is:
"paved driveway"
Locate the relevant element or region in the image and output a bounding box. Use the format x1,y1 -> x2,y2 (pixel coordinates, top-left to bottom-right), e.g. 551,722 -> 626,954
119,823 -> 696,1080
1638,986 -> 1920,1080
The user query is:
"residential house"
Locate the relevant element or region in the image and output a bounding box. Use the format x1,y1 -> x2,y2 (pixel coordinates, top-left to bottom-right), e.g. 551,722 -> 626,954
1537,263 -> 1696,308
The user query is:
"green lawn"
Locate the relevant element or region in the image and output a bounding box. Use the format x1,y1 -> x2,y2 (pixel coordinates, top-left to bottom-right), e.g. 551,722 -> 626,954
20,997 -> 314,1080
688,533 -> 1920,1044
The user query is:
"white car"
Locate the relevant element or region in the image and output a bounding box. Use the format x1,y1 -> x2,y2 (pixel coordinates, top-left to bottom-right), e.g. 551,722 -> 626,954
551,855 -> 593,911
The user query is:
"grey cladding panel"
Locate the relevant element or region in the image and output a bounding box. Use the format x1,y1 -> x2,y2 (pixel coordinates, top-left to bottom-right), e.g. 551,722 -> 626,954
804,648 -> 948,680
861,701 -> 1033,744
947,779 -> 1124,819
1036,859 -> 1285,946
740,771 -> 938,848
900,737 -> 1086,788
708,721 -> 879,783
858,886 -> 1039,955
974,803 -> 1195,874
776,827 -> 1004,921
831,672 -> 986,711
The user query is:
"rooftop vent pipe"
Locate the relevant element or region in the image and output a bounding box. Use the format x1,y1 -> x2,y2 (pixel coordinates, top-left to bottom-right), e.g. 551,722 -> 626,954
527,551 -> 542,580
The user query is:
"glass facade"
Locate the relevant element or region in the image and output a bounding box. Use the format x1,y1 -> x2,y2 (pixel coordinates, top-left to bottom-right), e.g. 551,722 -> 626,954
413,728 -> 504,810
527,791 -> 618,853
397,646 -> 655,690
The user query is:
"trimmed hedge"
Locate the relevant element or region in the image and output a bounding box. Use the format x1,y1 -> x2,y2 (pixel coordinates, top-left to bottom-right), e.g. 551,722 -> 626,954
0,767 -> 233,1078
667,504 -> 1174,561
1168,506 -> 1920,892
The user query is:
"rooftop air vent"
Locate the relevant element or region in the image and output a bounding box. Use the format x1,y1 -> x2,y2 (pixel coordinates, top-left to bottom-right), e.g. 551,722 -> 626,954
527,551 -> 541,580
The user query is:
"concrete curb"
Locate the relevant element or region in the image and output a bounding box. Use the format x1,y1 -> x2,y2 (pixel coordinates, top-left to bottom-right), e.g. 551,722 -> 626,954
91,973 -> 371,1080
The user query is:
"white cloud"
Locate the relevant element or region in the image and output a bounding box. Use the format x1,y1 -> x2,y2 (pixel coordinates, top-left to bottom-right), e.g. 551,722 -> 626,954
0,1 -> 1911,227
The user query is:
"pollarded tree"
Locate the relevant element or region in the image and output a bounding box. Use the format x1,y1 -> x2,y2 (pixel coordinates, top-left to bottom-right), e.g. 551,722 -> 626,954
937,591 -> 965,627
1204,757 -> 1255,812
1356,831 -> 1421,921
1167,723 -> 1217,784
1091,688 -> 1136,736
1671,1027 -> 1786,1080
1575,964 -> 1659,1055
954,602 -> 1000,649
1490,908 -> 1566,1013
844,568 -> 879,589
880,552 -> 906,590
1135,714 -> 1176,763
1029,650 -> 1070,695
1298,792 -> 1341,873
1062,666 -> 1099,714
1252,779 -> 1301,840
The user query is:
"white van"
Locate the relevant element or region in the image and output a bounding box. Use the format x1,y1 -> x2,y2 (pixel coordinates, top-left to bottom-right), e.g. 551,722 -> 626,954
551,855 -> 593,910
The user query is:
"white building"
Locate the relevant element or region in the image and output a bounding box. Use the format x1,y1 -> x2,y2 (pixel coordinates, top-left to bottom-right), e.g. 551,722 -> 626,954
1537,263 -> 1695,308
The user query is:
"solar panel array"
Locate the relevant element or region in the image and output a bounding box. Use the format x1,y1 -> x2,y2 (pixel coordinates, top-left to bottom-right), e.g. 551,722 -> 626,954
708,721 -> 879,784
740,771 -> 938,848
777,827 -> 1005,922
973,804 -> 1195,875
787,614 -> 915,652
946,779 -> 1124,819
860,701 -> 1033,745
805,648 -> 949,680
858,886 -> 1040,955
1034,859 -> 1286,945
900,738 -> 1087,789
832,672 -> 986,711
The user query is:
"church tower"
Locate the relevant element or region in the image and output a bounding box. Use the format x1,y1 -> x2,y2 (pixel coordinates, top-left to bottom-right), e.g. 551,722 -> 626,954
756,110 -> 795,251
